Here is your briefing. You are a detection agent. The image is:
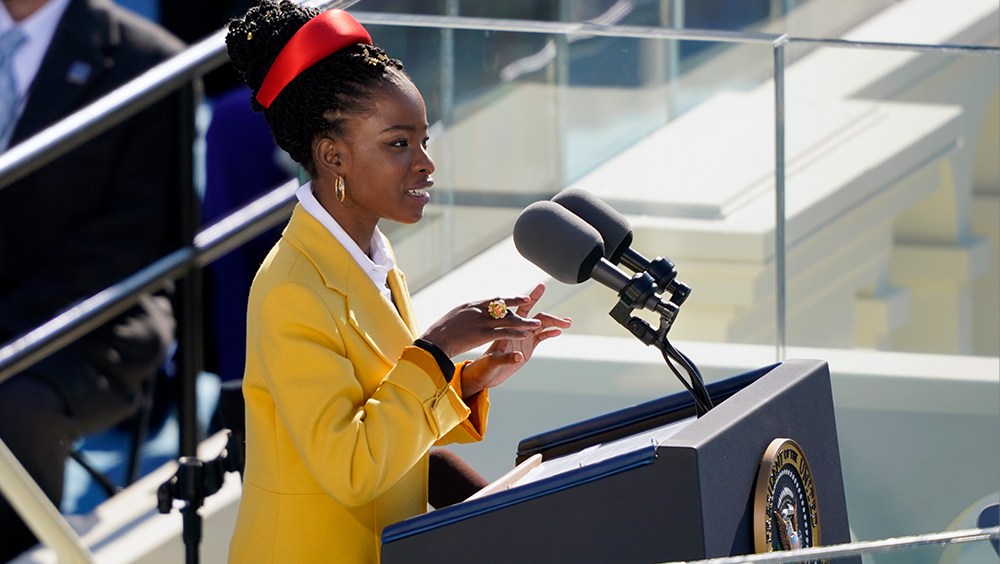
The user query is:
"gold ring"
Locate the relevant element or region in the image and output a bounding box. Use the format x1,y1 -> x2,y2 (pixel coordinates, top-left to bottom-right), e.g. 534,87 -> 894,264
487,299 -> 508,319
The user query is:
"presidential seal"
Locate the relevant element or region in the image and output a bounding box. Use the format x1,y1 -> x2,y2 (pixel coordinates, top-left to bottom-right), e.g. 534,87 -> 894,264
753,438 -> 821,555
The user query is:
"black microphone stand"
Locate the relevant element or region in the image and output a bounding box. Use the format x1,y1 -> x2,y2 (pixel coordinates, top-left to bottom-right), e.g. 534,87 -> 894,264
157,431 -> 244,564
606,263 -> 713,416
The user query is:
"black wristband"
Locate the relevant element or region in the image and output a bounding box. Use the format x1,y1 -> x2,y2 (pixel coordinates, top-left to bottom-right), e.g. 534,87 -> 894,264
413,338 -> 455,383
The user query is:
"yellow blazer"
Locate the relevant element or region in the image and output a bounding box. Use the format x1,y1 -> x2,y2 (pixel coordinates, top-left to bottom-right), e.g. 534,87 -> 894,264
229,204 -> 489,563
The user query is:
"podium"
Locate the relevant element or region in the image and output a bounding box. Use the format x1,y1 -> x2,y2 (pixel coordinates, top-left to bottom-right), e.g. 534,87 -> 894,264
381,359 -> 853,562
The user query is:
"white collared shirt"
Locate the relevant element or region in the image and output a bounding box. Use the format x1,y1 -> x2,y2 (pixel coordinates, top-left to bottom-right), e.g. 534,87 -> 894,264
0,0 -> 71,106
295,182 -> 395,301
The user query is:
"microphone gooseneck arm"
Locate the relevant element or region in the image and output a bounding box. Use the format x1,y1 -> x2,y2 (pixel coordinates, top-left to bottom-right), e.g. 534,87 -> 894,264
600,265 -> 712,417
544,190 -> 710,415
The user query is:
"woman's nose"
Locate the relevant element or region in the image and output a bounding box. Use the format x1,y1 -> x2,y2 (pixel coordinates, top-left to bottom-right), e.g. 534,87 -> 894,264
417,147 -> 435,175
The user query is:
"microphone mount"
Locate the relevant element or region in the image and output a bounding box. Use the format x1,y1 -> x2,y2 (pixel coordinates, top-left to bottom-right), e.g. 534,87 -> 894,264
605,268 -> 689,344
603,268 -> 712,417
620,251 -> 691,307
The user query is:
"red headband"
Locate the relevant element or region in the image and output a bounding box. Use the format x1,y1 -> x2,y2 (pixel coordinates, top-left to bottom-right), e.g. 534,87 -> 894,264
255,9 -> 372,108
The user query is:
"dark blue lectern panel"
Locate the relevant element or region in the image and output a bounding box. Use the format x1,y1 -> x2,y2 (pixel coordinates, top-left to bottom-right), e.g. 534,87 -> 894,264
382,359 -> 852,563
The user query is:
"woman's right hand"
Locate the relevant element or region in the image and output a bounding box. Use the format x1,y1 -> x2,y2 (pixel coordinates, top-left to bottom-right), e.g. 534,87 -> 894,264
417,295 -> 542,358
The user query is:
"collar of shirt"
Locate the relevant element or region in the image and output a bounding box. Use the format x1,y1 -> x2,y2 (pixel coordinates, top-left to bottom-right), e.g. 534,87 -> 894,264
295,182 -> 395,301
0,0 -> 72,98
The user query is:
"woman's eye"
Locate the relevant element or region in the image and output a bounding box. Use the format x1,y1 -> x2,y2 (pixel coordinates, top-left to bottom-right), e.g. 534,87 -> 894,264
389,139 -> 408,147
422,137 -> 430,148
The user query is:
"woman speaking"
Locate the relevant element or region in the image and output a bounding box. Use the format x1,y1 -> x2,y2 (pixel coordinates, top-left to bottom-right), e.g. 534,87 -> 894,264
224,2 -> 571,561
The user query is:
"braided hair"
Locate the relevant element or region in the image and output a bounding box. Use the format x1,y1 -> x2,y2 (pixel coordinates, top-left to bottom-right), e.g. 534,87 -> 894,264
226,0 -> 408,175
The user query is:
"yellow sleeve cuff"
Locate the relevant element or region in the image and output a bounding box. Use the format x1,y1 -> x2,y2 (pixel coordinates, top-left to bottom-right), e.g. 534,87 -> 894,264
449,361 -> 490,441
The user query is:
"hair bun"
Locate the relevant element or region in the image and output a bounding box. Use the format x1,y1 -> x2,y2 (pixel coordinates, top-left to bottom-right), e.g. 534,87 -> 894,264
224,1 -> 410,175
226,0 -> 318,108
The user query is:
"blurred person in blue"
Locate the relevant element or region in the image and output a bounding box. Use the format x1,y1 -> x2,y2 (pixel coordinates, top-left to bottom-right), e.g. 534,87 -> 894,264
202,83 -> 295,387
0,0 -> 186,559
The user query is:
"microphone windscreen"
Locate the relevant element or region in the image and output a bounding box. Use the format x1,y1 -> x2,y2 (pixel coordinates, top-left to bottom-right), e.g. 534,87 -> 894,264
513,200 -> 605,284
551,188 -> 632,264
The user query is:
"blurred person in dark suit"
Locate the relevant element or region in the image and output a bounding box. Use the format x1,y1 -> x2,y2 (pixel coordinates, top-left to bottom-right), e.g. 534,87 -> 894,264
0,0 -> 187,559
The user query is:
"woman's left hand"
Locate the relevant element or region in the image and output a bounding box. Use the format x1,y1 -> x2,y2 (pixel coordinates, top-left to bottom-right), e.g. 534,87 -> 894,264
460,283 -> 571,399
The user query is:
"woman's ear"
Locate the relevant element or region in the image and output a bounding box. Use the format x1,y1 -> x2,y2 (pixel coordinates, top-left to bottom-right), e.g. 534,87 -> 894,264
313,135 -> 343,177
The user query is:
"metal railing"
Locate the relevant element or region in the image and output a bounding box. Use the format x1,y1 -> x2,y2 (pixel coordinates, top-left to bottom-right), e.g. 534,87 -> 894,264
683,527 -> 1000,564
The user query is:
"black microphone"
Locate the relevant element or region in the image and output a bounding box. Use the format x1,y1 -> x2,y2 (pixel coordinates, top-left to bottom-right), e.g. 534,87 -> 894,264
551,188 -> 689,304
516,200 -> 712,415
513,200 -> 676,319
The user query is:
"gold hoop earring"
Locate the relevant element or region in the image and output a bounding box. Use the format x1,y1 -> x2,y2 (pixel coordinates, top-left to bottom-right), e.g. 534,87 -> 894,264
335,176 -> 346,202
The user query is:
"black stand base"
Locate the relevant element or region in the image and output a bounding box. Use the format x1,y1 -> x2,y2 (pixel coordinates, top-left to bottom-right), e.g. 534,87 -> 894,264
157,431 -> 243,564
